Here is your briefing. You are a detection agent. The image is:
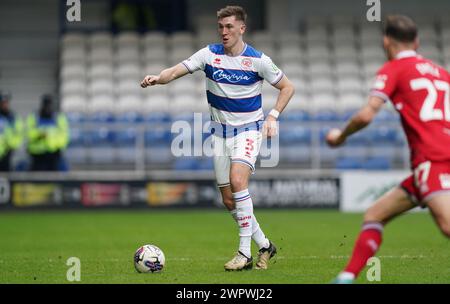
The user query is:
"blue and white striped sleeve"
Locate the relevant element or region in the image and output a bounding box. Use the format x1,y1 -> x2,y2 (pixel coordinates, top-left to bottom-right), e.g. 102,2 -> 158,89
259,54 -> 284,86
182,47 -> 209,74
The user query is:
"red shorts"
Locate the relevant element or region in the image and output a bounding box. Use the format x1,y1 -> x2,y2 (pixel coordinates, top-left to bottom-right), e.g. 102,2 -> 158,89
400,161 -> 450,205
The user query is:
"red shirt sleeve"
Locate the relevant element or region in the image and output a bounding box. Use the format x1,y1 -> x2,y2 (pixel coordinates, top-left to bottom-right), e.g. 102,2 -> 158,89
370,62 -> 398,102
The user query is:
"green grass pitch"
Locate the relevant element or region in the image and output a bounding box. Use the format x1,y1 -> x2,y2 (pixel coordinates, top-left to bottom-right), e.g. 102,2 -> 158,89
0,209 -> 449,284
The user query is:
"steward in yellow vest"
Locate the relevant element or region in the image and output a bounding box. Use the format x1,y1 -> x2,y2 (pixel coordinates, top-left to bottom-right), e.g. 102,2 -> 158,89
0,91 -> 23,171
26,95 -> 69,171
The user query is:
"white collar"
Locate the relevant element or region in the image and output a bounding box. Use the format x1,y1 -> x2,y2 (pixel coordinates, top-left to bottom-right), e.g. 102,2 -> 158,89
395,50 -> 417,59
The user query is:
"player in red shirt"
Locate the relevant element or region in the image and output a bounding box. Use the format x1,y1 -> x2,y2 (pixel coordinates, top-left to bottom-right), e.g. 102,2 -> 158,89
327,15 -> 450,283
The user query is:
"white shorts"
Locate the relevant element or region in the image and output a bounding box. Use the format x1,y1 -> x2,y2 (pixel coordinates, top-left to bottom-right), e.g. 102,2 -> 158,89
213,130 -> 262,187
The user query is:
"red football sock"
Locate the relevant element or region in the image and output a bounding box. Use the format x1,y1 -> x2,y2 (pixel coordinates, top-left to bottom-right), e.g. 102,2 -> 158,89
344,222 -> 383,278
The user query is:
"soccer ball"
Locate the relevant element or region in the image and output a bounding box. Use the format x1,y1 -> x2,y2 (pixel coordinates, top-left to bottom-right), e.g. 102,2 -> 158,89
134,244 -> 165,273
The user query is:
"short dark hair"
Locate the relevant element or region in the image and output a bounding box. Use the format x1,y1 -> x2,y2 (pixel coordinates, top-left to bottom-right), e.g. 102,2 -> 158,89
217,5 -> 247,23
383,15 -> 418,43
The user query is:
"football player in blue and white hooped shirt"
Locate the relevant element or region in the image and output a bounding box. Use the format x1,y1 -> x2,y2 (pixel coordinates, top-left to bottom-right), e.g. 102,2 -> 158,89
141,5 -> 295,271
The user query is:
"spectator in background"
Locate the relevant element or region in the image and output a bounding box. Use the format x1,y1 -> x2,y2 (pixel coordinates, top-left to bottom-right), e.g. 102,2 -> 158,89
26,94 -> 69,171
0,91 -> 23,172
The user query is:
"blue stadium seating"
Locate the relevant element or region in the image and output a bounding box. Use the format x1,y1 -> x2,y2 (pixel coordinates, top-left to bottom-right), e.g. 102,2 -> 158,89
335,156 -> 364,169
368,127 -> 398,145
115,128 -> 138,146
66,112 -> 85,124
279,110 -> 311,122
280,126 -> 312,145
89,112 -> 115,123
143,112 -> 171,123
68,127 -> 84,147
312,110 -> 339,122
145,128 -> 172,146
362,156 -> 391,170
197,157 -> 214,170
173,157 -> 199,170
115,112 -> 143,123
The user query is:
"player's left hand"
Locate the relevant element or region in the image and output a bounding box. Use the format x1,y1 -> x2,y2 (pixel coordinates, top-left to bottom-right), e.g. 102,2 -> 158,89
262,115 -> 278,138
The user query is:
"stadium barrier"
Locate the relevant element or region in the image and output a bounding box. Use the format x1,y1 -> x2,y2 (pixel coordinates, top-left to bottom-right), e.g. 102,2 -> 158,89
0,170 -> 339,209
340,170 -> 410,212
0,170 -> 412,211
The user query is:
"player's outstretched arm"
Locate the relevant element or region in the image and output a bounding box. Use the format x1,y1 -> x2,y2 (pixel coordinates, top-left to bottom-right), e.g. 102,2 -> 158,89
326,96 -> 384,147
262,75 -> 295,137
141,63 -> 189,88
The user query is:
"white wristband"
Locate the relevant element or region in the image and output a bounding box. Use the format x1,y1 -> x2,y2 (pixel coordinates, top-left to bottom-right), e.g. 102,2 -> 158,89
268,109 -> 280,119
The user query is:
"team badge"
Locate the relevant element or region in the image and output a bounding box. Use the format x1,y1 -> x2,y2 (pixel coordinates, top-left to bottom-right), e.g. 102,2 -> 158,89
373,74 -> 387,90
241,58 -> 253,68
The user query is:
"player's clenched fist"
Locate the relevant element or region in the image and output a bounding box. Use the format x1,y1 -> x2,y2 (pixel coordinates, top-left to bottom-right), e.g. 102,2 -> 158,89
262,116 -> 278,138
140,75 -> 160,88
326,128 -> 345,147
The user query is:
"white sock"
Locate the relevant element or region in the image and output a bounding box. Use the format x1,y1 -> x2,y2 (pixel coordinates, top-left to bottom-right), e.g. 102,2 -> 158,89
251,217 -> 270,250
337,271 -> 355,281
232,189 -> 253,258
230,209 -> 269,250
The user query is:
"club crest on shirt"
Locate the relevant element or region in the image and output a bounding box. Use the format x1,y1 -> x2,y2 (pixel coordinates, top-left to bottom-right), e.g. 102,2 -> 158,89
373,74 -> 387,90
439,174 -> 450,189
241,58 -> 253,69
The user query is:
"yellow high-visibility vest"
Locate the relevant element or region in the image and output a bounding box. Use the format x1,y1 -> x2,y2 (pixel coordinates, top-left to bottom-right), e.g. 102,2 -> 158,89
26,113 -> 69,155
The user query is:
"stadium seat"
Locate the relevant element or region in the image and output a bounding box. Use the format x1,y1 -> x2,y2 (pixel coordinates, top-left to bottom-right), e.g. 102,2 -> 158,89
142,31 -> 167,49
312,110 -> 339,122
115,128 -> 140,164
61,95 -> 87,113
145,128 -> 172,146
86,128 -> 116,163
89,95 -> 116,114
66,112 -> 86,124
89,32 -> 113,49
335,156 -> 364,170
173,157 -> 199,170
278,32 -> 302,47
197,157 -> 214,170
362,156 -> 391,170
117,95 -> 142,113
61,47 -> 86,64
61,64 -> 86,80
88,64 -> 113,79
89,79 -> 114,96
61,32 -> 86,49
279,46 -> 303,63
61,79 -> 86,96
143,112 -> 171,124
89,46 -> 114,63
279,110 -> 311,122
116,32 -> 140,48
143,47 -> 167,62
279,126 -> 312,144
368,127 -> 398,145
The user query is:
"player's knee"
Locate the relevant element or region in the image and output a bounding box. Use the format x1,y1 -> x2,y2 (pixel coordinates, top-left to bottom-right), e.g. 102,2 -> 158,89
229,173 -> 247,191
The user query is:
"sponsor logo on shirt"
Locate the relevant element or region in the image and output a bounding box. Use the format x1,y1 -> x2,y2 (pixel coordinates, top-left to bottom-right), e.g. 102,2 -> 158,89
213,69 -> 251,83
